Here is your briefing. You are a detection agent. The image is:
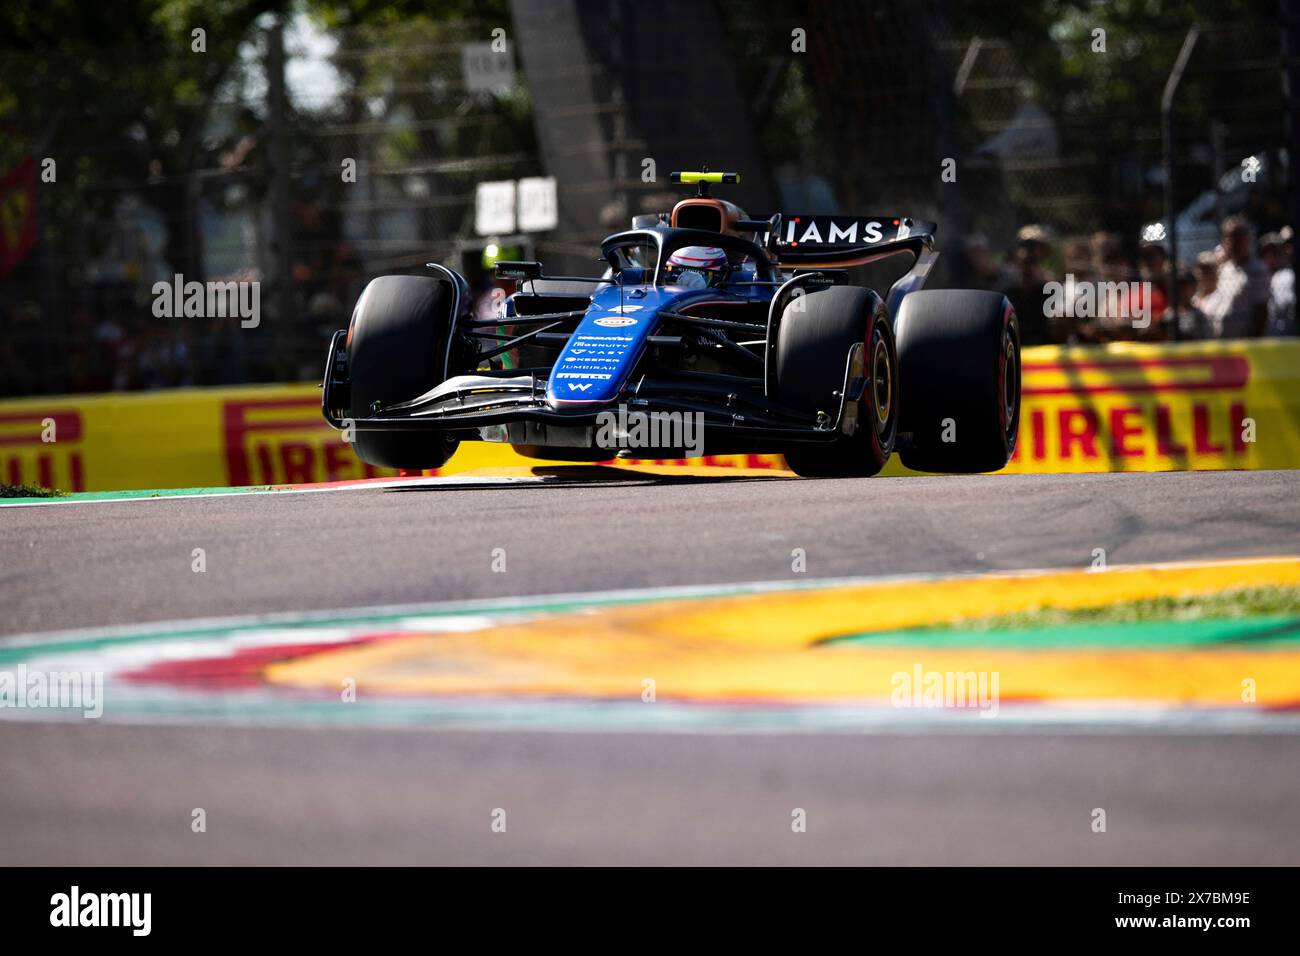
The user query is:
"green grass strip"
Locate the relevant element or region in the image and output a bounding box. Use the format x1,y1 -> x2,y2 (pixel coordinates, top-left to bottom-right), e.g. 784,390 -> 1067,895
0,483 -> 68,498
0,485 -> 282,504
826,586 -> 1300,649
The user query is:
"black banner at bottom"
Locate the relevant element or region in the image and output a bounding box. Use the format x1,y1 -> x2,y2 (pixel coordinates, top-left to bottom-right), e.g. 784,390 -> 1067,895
0,868 -> 1291,941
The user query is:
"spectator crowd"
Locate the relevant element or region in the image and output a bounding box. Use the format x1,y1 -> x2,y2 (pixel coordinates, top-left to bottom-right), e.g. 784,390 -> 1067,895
973,216 -> 1297,346
3,209 -> 1298,399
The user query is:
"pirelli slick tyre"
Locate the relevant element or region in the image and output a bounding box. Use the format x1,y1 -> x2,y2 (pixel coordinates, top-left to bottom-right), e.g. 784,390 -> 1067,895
895,289 -> 1020,474
776,286 -> 898,478
347,274 -> 461,470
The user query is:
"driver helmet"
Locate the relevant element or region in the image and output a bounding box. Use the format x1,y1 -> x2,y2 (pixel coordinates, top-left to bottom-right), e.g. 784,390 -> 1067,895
665,245 -> 730,289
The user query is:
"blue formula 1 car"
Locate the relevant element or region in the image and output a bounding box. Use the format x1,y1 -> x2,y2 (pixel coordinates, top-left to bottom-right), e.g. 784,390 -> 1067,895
321,171 -> 1021,477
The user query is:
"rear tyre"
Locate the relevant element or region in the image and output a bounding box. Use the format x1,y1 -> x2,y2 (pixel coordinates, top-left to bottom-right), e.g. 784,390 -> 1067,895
347,274 -> 462,470
775,286 -> 897,478
895,289 -> 1020,474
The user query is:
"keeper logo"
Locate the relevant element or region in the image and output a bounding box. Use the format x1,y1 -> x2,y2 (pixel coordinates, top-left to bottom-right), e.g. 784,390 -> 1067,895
50,886 -> 151,936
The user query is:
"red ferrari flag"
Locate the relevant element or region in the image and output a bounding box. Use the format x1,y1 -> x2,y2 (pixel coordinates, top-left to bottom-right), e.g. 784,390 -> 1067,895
0,155 -> 38,278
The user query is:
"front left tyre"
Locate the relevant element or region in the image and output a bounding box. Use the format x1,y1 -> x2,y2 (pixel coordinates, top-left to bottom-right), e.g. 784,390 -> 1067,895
775,285 -> 898,477
347,274 -> 463,470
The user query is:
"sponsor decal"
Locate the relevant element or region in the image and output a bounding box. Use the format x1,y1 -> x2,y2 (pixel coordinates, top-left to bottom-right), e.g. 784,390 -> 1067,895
1,342 -> 1296,492
223,397 -> 386,485
594,316 -> 638,328
556,372 -> 613,380
781,216 -> 885,247
0,410 -> 85,491
1006,353 -> 1252,468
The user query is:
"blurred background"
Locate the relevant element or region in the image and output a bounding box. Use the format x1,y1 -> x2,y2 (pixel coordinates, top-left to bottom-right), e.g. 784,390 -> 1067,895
0,0 -> 1294,398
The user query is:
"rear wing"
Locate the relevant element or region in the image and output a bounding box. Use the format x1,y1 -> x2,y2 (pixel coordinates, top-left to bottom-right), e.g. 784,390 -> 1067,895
769,215 -> 937,268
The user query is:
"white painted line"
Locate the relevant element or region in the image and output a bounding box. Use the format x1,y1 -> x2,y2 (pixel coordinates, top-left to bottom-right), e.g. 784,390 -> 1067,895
0,473 -> 559,507
4,697 -> 1298,736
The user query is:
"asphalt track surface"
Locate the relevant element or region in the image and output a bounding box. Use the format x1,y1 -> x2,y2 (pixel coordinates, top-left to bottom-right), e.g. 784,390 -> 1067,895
3,469 -> 1300,864
5,723 -> 1299,865
4,470 -> 1299,635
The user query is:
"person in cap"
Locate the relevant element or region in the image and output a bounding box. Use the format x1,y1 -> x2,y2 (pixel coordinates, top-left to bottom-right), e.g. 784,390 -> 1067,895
998,225 -> 1055,346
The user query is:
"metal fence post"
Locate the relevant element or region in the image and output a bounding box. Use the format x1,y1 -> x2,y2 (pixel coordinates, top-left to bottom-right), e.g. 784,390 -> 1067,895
1162,24 -> 1200,343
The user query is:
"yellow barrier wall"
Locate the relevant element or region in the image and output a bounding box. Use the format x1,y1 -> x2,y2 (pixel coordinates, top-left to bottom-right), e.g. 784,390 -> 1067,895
1,340 -> 1297,492
974,338 -> 1296,474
